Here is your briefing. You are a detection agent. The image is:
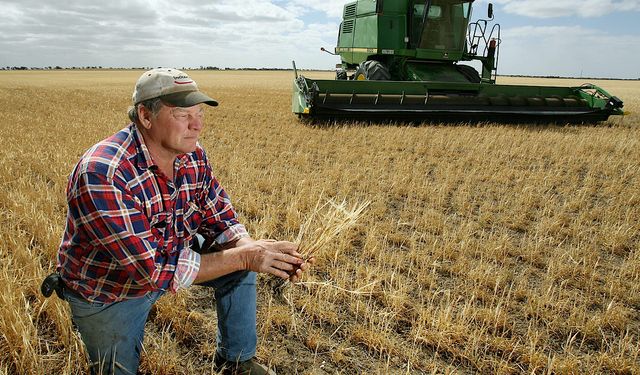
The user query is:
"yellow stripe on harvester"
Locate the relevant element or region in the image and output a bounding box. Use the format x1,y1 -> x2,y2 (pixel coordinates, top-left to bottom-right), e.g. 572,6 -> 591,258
337,47 -> 378,54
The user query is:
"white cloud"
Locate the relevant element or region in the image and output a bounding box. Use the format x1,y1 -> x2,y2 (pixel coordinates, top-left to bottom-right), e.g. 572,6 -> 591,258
498,25 -> 640,78
0,0 -> 332,68
489,0 -> 640,18
288,0 -> 352,19
0,0 -> 637,78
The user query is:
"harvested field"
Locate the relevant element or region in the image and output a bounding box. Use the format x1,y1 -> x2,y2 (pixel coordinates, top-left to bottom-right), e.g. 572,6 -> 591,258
0,70 -> 638,374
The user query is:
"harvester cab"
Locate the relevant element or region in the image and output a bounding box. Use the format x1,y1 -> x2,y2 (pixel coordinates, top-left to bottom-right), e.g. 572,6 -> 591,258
292,0 -> 624,123
337,0 -> 498,84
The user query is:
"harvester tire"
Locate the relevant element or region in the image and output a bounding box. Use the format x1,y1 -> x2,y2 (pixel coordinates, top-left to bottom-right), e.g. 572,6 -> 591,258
355,60 -> 391,81
336,69 -> 348,80
456,64 -> 481,83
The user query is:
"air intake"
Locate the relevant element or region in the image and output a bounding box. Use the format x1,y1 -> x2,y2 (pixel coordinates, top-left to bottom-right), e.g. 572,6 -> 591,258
344,3 -> 357,18
342,20 -> 354,34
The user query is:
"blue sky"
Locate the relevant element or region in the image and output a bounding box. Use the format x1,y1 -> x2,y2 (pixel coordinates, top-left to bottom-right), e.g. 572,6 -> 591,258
0,0 -> 638,79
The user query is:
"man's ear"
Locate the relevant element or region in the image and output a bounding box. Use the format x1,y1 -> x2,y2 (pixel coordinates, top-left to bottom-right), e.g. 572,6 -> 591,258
137,105 -> 153,130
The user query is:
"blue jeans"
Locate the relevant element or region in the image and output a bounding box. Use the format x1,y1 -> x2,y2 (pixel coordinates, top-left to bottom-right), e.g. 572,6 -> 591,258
66,271 -> 257,375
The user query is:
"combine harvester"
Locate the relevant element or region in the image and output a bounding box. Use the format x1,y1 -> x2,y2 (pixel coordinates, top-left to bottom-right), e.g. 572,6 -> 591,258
292,0 -> 624,123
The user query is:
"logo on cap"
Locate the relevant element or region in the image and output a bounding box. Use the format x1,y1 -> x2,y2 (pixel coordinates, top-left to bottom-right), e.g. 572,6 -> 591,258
173,75 -> 193,85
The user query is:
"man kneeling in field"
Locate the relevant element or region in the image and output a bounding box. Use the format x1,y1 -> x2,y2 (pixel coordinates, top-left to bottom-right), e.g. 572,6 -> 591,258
46,68 -> 311,375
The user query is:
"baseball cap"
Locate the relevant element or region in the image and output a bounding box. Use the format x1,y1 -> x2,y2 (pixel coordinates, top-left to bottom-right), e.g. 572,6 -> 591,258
132,68 -> 218,107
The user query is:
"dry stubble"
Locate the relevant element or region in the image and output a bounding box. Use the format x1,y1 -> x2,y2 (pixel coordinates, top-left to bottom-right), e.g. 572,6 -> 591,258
0,70 -> 638,374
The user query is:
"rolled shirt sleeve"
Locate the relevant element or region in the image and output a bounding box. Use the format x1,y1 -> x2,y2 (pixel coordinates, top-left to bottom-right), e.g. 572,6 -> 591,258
170,246 -> 201,292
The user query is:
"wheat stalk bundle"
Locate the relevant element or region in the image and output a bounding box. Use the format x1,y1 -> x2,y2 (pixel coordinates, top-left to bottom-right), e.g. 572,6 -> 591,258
295,198 -> 370,261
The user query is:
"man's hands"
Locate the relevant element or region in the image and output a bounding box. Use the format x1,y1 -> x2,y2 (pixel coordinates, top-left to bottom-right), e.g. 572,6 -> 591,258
240,239 -> 313,282
194,237 -> 315,285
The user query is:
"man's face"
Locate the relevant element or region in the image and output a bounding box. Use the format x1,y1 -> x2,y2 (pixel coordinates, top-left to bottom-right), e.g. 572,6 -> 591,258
147,104 -> 205,156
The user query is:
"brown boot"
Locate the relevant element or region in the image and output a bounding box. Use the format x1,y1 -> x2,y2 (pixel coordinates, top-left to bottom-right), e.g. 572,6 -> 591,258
214,353 -> 276,375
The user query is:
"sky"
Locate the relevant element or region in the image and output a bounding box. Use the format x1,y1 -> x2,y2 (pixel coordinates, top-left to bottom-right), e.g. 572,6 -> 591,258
0,0 -> 638,79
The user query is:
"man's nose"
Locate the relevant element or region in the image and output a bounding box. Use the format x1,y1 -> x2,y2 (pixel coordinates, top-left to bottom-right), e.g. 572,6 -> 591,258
189,114 -> 204,130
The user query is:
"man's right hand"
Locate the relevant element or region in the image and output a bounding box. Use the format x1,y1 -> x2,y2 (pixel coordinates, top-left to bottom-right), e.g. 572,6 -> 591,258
240,239 -> 305,280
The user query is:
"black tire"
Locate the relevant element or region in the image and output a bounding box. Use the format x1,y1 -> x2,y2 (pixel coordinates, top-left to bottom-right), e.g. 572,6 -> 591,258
336,69 -> 347,80
456,64 -> 481,83
355,60 -> 391,81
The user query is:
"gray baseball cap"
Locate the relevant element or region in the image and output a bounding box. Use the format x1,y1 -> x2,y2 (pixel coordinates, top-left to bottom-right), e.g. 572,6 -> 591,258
132,68 -> 218,107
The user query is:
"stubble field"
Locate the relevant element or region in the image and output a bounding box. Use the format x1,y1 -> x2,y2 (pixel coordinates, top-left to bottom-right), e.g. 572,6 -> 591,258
0,70 -> 638,374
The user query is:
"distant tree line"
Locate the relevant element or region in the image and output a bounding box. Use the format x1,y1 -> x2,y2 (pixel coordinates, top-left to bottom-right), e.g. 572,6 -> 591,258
2,66 -> 106,70
1,66 -> 636,80
492,74 -> 640,81
198,66 -> 294,71
0,66 -> 318,72
502,74 -> 640,81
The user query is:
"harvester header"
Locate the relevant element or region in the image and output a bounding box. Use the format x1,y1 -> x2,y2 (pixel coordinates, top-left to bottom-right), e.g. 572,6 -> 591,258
292,0 -> 624,123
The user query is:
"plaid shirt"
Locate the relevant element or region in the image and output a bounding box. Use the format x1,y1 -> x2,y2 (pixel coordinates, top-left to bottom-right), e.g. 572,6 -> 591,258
57,123 -> 248,303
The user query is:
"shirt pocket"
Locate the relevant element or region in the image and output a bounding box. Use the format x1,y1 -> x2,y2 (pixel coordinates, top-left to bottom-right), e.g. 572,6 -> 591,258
179,200 -> 202,239
149,211 -> 169,249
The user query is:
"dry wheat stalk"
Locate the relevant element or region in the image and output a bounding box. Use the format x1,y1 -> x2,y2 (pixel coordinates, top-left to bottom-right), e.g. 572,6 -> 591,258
271,198 -> 369,291
3,72 -> 638,373
294,198 -> 370,261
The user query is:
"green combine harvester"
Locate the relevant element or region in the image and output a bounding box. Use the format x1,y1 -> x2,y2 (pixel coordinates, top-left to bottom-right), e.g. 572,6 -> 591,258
292,0 -> 624,123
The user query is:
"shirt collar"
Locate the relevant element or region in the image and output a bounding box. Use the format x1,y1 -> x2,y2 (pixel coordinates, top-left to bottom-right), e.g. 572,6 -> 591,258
130,123 -> 193,172
129,123 -> 157,171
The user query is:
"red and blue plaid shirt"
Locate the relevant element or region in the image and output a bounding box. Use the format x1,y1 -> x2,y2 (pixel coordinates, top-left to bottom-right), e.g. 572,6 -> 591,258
57,123 -> 248,303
